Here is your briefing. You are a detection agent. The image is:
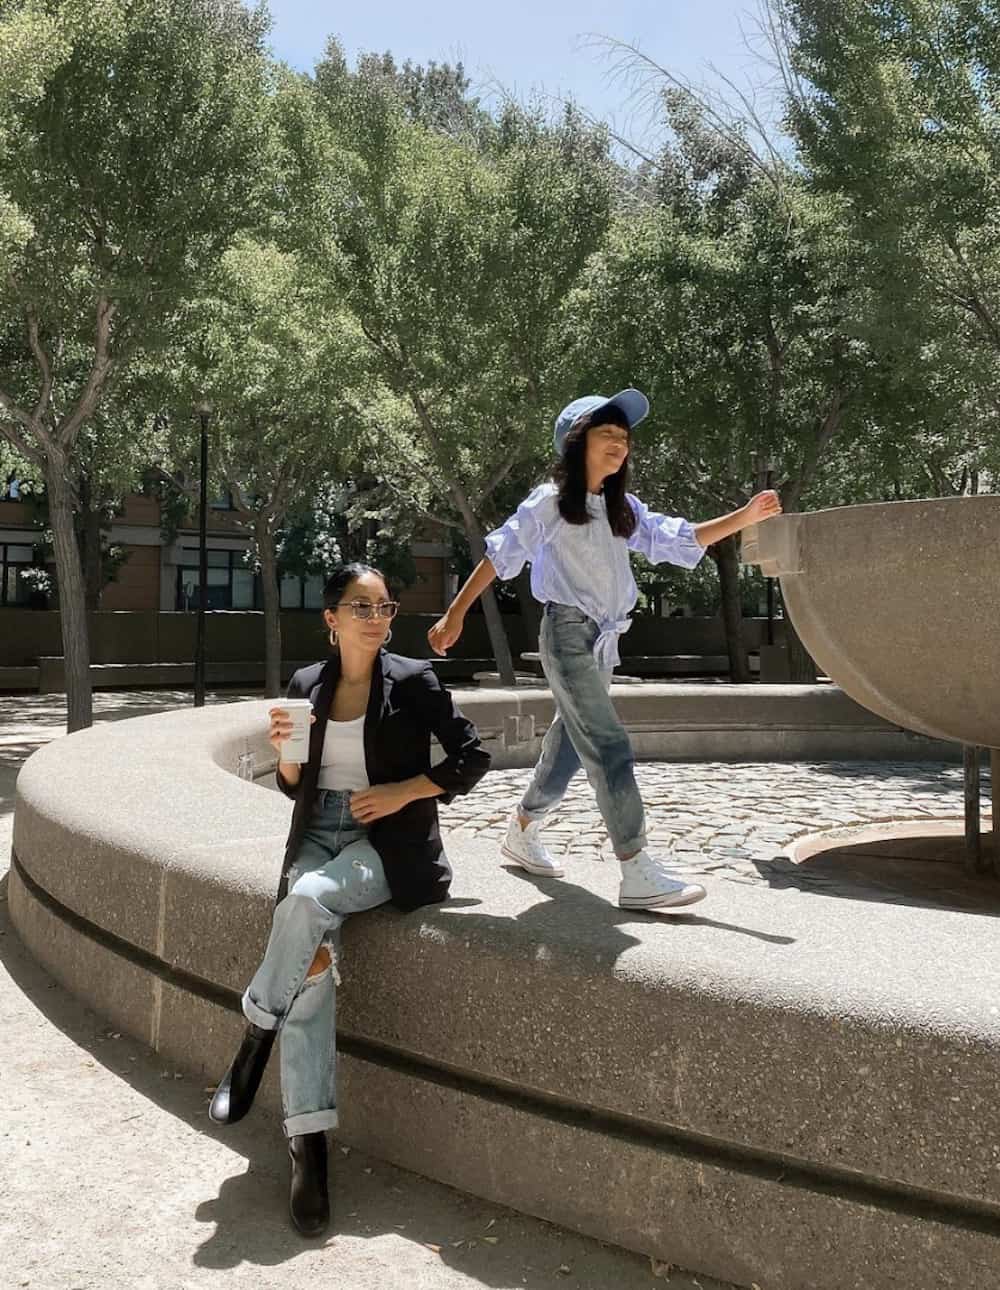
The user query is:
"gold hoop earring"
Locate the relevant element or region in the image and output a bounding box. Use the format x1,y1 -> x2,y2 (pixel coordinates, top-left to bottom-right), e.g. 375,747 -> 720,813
384,628 -> 393,645
328,627 -> 338,648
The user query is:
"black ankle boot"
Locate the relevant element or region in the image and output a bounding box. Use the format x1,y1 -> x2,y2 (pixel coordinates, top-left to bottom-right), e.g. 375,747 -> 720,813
208,1022 -> 277,1125
288,1131 -> 330,1236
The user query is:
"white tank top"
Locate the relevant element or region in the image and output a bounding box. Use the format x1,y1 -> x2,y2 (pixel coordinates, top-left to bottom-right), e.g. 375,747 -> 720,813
316,714 -> 370,791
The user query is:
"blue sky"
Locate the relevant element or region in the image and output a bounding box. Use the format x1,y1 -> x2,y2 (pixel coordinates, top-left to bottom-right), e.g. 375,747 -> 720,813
265,1 -> 773,145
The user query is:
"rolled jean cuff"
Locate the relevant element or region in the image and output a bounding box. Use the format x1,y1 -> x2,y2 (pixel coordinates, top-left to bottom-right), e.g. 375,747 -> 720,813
614,832 -> 647,860
241,988 -> 281,1031
518,800 -> 552,822
283,1108 -> 339,1138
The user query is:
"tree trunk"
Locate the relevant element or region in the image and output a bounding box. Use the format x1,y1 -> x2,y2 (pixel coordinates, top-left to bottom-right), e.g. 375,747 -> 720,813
403,396 -> 517,686
514,566 -> 541,652
714,537 -> 751,684
461,522 -> 516,686
481,583 -> 517,687
46,451 -> 93,731
258,529 -> 283,699
77,477 -> 104,612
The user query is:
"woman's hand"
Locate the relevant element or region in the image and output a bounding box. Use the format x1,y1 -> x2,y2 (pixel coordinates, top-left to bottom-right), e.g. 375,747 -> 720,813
427,609 -> 464,657
350,782 -> 413,824
268,705 -> 316,756
742,490 -> 783,527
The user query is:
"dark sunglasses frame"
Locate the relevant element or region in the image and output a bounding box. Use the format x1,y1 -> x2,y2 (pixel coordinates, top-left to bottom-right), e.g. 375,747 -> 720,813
335,599 -> 400,620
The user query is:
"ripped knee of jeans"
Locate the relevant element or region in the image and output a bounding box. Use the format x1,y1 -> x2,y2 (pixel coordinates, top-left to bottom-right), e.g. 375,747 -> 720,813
304,944 -> 341,987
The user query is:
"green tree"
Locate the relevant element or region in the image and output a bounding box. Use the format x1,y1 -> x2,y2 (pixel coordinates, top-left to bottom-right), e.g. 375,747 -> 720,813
565,92 -> 942,680
0,1 -> 69,270
0,0 -> 273,729
164,236 -> 367,696
13,412 -> 142,609
283,46 -> 614,684
784,0 -> 1000,474
277,476 -> 421,600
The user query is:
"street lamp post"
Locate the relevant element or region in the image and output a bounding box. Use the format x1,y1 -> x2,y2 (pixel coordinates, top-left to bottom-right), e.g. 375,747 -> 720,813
193,402 -> 211,707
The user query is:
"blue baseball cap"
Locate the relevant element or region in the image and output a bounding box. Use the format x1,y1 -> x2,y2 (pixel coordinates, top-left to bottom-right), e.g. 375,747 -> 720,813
553,388 -> 650,457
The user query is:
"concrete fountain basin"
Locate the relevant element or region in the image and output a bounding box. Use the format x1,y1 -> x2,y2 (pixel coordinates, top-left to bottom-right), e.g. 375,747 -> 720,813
743,496 -> 1000,749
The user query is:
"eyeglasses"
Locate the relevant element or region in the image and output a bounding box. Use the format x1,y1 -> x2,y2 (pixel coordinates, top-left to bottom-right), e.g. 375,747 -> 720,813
337,599 -> 400,620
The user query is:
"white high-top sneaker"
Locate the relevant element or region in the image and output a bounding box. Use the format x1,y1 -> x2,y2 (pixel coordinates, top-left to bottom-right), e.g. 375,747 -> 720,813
618,850 -> 706,912
500,808 -> 566,877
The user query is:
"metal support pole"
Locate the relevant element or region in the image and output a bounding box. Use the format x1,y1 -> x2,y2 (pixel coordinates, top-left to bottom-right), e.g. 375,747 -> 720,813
766,579 -> 775,646
963,745 -> 982,874
764,464 -> 776,646
992,749 -> 1000,878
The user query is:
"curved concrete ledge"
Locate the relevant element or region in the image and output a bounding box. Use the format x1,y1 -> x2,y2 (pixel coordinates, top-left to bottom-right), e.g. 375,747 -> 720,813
465,682 -> 957,768
9,697 -> 1000,1289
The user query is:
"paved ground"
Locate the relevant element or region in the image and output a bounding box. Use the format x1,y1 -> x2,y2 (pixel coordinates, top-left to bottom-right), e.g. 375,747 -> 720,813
0,689 -> 975,1290
0,691 -> 736,1290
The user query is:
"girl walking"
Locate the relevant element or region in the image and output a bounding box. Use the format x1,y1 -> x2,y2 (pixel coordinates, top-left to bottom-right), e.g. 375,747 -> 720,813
428,389 -> 781,911
211,563 -> 490,1235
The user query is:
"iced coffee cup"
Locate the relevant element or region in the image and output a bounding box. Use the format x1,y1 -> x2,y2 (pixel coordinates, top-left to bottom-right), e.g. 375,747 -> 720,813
277,698 -> 314,763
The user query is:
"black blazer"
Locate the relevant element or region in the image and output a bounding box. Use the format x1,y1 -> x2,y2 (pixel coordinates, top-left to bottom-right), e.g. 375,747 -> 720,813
274,649 -> 491,912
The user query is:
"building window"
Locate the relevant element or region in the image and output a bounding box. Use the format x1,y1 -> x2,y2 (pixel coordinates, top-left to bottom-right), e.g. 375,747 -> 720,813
209,489 -> 234,511
1,543 -> 37,605
2,477 -> 22,501
175,550 -> 323,611
176,548 -> 256,610
279,573 -> 324,610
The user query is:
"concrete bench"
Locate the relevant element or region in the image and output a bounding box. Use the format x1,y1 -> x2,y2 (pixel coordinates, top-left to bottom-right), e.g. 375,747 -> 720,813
0,665 -> 40,690
27,655 -> 495,693
7,691 -> 999,1288
34,658 -> 307,693
466,681 -> 959,768
425,656 -> 496,681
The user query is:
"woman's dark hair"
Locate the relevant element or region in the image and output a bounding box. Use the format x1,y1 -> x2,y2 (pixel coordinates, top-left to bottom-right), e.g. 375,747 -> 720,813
322,562 -> 393,612
553,404 -> 638,538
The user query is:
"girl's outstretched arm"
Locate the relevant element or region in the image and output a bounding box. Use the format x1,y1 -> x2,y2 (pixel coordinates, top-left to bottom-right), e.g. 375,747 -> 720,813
693,490 -> 782,547
428,483 -> 553,655
428,558 -> 498,655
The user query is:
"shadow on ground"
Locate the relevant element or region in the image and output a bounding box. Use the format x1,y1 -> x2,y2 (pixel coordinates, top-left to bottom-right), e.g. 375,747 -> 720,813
757,828 -> 1000,917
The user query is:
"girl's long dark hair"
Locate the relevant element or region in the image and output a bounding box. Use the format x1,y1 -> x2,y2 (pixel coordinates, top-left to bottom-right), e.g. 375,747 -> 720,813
553,404 -> 638,538
322,562 -> 393,611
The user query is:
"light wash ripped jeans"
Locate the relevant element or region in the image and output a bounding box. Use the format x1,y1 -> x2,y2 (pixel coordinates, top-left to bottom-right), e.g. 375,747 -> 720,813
520,601 -> 648,858
241,788 -> 391,1137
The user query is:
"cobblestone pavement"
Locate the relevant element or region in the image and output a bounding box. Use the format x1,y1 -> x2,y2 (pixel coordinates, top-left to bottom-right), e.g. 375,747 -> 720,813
444,760 -> 973,885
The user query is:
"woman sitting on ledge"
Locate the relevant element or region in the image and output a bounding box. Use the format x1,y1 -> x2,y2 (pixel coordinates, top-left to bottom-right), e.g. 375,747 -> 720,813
208,562 -> 491,1237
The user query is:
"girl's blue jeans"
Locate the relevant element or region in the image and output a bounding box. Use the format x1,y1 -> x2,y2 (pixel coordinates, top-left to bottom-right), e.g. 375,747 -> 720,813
520,602 -> 648,858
